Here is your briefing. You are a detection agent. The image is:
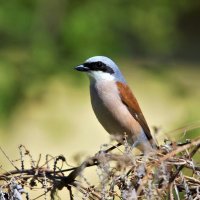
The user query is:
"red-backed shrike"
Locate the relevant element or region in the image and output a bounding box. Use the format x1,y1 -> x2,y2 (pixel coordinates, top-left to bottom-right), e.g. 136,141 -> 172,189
75,56 -> 157,153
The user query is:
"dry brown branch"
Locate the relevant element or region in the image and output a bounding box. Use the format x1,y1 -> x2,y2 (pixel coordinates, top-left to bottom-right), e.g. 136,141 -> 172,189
0,136 -> 200,199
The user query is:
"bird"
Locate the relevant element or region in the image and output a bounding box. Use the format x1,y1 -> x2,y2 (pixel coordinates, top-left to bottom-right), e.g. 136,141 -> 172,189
75,56 -> 157,153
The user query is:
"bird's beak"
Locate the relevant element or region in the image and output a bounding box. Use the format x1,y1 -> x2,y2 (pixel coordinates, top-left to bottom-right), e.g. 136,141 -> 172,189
74,65 -> 89,72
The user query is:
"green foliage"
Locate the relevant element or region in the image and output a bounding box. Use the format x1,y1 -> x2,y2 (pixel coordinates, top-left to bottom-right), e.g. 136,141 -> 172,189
0,0 -> 199,119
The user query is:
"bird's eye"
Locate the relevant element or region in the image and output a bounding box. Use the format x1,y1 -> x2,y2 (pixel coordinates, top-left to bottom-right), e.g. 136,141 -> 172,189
96,61 -> 103,68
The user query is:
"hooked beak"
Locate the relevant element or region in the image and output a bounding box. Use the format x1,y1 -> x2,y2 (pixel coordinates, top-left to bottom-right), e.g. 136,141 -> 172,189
74,64 -> 89,72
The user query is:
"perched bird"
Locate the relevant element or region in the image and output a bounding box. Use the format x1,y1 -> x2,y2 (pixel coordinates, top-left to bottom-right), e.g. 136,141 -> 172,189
75,56 -> 157,153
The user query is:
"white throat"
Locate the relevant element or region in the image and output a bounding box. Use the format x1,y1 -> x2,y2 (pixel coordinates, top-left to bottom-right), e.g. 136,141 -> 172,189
88,71 -> 115,82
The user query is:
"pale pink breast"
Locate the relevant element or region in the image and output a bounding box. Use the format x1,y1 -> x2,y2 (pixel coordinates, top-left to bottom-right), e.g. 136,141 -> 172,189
90,80 -> 143,144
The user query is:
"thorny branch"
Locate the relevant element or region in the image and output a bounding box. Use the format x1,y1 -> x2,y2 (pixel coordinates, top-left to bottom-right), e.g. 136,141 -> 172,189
0,137 -> 200,199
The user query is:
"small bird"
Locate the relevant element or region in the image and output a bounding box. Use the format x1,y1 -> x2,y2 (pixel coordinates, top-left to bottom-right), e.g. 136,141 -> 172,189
75,56 -> 157,153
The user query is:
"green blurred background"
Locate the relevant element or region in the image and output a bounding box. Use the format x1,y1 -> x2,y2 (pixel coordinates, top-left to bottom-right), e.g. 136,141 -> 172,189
0,0 -> 200,172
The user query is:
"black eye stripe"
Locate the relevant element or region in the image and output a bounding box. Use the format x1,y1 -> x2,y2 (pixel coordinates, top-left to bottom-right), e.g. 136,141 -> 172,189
83,61 -> 114,74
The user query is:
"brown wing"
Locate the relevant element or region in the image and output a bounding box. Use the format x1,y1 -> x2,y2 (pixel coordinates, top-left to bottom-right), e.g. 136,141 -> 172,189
117,82 -> 154,144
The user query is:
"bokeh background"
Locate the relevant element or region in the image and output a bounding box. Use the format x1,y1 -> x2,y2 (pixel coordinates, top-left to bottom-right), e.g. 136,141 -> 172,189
0,0 -> 200,197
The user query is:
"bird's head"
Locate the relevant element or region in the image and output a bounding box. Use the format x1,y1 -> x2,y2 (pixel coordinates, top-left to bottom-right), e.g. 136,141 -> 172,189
75,56 -> 126,83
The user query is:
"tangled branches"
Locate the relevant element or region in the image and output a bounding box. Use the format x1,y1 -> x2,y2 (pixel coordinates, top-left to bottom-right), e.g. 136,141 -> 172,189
0,137 -> 200,199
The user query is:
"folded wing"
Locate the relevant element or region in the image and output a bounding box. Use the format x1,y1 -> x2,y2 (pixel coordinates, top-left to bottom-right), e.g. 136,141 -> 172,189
117,82 -> 157,148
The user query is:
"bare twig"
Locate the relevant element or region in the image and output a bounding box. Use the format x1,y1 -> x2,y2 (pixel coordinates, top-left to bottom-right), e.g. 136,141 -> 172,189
169,143 -> 200,183
0,137 -> 200,199
0,146 -> 19,171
